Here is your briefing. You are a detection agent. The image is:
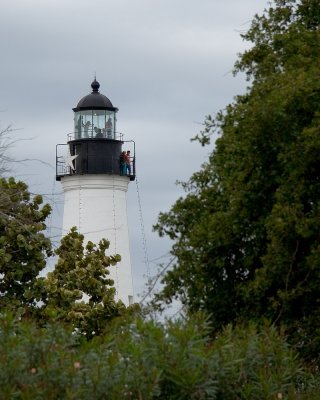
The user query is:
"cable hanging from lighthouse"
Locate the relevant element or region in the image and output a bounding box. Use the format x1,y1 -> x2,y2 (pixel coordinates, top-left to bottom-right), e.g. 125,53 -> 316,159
135,175 -> 151,282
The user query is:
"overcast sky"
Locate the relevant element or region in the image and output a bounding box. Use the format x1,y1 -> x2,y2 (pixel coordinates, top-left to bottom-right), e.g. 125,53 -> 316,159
0,0 -> 268,302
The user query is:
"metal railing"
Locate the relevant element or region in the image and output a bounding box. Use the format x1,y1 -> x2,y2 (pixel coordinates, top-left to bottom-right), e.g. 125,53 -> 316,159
67,131 -> 124,141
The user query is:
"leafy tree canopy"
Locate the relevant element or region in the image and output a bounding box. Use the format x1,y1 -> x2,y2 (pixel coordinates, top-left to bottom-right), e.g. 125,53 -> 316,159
154,0 -> 320,360
39,228 -> 127,338
0,177 -> 52,309
0,177 -> 128,336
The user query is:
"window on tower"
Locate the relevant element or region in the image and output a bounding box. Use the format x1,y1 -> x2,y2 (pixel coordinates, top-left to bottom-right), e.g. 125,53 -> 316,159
73,110 -> 117,140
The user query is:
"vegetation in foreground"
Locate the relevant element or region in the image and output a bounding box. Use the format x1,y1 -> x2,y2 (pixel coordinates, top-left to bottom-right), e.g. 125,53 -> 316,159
0,313 -> 320,399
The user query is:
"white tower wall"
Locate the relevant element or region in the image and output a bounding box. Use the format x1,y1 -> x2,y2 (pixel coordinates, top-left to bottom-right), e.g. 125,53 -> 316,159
61,174 -> 134,306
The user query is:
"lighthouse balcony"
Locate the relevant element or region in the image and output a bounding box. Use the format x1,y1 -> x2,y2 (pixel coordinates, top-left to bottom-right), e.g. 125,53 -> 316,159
56,142 -> 136,181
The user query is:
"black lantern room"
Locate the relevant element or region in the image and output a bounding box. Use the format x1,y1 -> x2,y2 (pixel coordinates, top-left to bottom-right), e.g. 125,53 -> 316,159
56,79 -> 135,181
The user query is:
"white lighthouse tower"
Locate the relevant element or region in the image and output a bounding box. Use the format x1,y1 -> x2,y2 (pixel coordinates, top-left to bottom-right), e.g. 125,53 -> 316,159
56,79 -> 135,306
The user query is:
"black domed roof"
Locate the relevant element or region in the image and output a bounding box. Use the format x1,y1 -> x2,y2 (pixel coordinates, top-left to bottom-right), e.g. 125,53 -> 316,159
73,79 -> 118,112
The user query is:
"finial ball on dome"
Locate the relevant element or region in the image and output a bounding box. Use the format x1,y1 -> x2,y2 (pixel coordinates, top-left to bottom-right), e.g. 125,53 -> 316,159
91,78 -> 100,93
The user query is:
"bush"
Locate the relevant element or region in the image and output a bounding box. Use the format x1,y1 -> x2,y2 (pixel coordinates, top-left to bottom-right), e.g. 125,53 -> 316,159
0,313 -> 319,399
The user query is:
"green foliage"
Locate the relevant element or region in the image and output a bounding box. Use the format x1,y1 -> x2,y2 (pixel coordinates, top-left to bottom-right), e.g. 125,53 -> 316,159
154,0 -> 320,361
0,177 -> 52,310
39,227 -> 126,338
0,173 -> 317,397
0,176 -> 126,336
0,313 -> 319,399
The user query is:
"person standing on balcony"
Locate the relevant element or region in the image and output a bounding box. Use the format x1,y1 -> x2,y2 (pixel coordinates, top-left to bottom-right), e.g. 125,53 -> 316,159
120,151 -> 126,175
126,150 -> 131,175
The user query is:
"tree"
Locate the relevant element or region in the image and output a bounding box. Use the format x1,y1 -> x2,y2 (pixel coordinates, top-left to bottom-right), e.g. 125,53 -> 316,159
154,0 -> 320,360
0,124 -> 15,176
0,177 -> 52,310
0,177 -> 126,334
38,228 -> 126,338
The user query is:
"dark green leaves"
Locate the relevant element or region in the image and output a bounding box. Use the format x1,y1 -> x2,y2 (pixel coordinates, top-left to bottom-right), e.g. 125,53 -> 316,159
0,177 -> 52,309
154,0 -> 320,361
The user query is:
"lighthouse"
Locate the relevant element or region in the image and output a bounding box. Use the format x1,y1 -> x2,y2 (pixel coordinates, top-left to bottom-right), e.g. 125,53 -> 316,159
56,79 -> 135,306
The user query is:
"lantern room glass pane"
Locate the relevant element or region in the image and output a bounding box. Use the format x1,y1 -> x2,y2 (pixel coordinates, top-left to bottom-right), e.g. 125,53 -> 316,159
105,110 -> 115,139
74,113 -> 82,139
81,111 -> 93,138
93,110 -> 105,138
113,112 -> 117,138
